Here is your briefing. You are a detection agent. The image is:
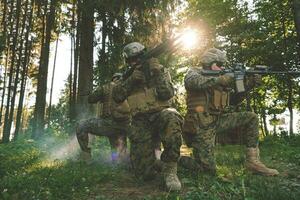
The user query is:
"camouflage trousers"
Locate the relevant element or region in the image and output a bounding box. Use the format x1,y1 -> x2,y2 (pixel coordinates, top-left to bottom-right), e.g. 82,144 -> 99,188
76,117 -> 130,162
129,108 -> 183,180
182,111 -> 259,174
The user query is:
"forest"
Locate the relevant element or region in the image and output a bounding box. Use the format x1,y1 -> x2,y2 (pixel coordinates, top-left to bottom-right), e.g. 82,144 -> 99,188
0,0 -> 300,199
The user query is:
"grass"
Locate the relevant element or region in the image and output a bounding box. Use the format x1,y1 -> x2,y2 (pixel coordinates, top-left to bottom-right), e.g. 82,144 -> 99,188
0,135 -> 300,200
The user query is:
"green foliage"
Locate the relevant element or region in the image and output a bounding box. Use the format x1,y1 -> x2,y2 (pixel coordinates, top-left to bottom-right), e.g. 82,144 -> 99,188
1,136 -> 300,199
184,0 -> 300,136
0,140 -> 40,179
49,77 -> 74,136
93,0 -> 183,84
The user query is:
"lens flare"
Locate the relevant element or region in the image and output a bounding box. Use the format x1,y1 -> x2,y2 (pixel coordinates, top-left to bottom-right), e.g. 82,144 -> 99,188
179,28 -> 199,50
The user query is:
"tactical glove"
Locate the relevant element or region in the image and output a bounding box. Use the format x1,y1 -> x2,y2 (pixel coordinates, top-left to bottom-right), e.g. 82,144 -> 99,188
147,58 -> 163,74
246,74 -> 262,89
129,69 -> 145,84
216,74 -> 234,86
253,74 -> 262,85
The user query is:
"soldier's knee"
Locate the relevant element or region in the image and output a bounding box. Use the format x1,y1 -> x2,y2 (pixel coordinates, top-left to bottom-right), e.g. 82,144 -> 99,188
161,108 -> 183,125
76,122 -> 83,134
76,120 -> 88,135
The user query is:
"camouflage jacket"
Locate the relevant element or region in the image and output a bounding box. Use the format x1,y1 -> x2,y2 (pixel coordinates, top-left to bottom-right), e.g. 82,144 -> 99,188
185,66 -> 251,113
112,58 -> 174,115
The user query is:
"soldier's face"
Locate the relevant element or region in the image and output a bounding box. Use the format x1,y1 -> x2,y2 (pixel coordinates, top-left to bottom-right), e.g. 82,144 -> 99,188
211,63 -> 222,71
126,56 -> 142,67
128,60 -> 137,66
126,57 -> 136,66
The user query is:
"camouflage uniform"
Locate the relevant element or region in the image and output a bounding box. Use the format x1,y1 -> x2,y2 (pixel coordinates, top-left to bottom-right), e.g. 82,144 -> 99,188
182,48 -> 278,176
76,80 -> 130,162
112,58 -> 183,181
183,67 -> 258,173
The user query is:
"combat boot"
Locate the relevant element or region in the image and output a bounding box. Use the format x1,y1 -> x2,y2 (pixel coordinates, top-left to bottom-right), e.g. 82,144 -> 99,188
245,147 -> 279,176
162,162 -> 182,191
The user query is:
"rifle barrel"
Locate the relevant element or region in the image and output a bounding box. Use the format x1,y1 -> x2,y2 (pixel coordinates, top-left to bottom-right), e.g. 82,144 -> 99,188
201,69 -> 300,77
245,71 -> 300,75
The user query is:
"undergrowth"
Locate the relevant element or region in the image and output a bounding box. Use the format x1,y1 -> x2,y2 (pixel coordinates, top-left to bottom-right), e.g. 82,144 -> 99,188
0,135 -> 299,200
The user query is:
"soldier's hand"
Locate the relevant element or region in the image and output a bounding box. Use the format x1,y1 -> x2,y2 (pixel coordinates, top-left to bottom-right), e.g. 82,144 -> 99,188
130,69 -> 145,84
217,74 -> 234,86
148,58 -> 163,74
246,74 -> 262,88
253,74 -> 262,85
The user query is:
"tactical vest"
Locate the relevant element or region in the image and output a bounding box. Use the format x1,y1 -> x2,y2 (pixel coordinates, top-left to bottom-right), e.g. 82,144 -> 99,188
127,87 -> 170,116
187,86 -> 230,114
100,82 -> 130,121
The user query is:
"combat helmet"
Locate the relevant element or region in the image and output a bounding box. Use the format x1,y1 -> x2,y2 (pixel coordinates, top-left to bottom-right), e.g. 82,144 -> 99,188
200,48 -> 227,68
123,42 -> 145,60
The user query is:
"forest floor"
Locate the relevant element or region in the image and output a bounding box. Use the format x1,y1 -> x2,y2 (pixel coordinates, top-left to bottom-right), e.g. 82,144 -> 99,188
1,135 -> 300,200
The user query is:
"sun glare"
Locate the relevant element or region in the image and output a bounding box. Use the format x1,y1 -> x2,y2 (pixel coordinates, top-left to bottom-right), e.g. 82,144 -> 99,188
179,28 -> 199,50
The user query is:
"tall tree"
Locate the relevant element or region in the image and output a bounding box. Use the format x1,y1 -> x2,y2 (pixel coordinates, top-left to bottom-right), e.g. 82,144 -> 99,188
6,0 -> 30,139
76,0 -> 94,119
47,37 -> 59,124
32,0 -> 57,138
69,0 -> 77,124
70,0 -> 81,122
292,0 -> 300,55
0,47 -> 10,129
2,0 -> 22,143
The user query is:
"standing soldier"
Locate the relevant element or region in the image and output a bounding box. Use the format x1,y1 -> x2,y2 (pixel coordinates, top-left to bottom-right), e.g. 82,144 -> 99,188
76,73 -> 130,163
182,48 -> 279,176
112,42 -> 183,191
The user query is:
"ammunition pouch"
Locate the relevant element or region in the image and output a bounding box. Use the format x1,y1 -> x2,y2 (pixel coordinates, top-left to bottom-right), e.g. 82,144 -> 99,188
211,89 -> 229,110
127,87 -> 170,115
186,87 -> 230,115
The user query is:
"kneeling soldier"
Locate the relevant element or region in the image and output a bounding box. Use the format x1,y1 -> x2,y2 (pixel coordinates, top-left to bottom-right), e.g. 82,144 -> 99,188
182,48 -> 279,176
76,73 -> 130,163
112,42 -> 183,191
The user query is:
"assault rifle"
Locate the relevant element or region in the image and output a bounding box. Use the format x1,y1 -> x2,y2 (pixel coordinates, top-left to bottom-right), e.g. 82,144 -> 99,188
122,36 -> 182,81
201,63 -> 300,93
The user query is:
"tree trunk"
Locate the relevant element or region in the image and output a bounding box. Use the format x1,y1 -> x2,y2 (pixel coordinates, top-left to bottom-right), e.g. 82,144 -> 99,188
259,115 -> 265,137
100,11 -> 107,64
77,0 -> 94,120
273,114 -> 277,136
69,36 -> 73,121
7,0 -> 29,139
32,0 -> 57,138
280,3 -> 294,135
292,0 -> 300,58
70,1 -> 80,122
2,0 -> 22,143
47,36 -> 59,124
68,0 -> 76,124
15,41 -> 33,139
287,79 -> 294,135
262,108 -> 269,136
15,0 -> 34,139
0,47 -> 10,128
